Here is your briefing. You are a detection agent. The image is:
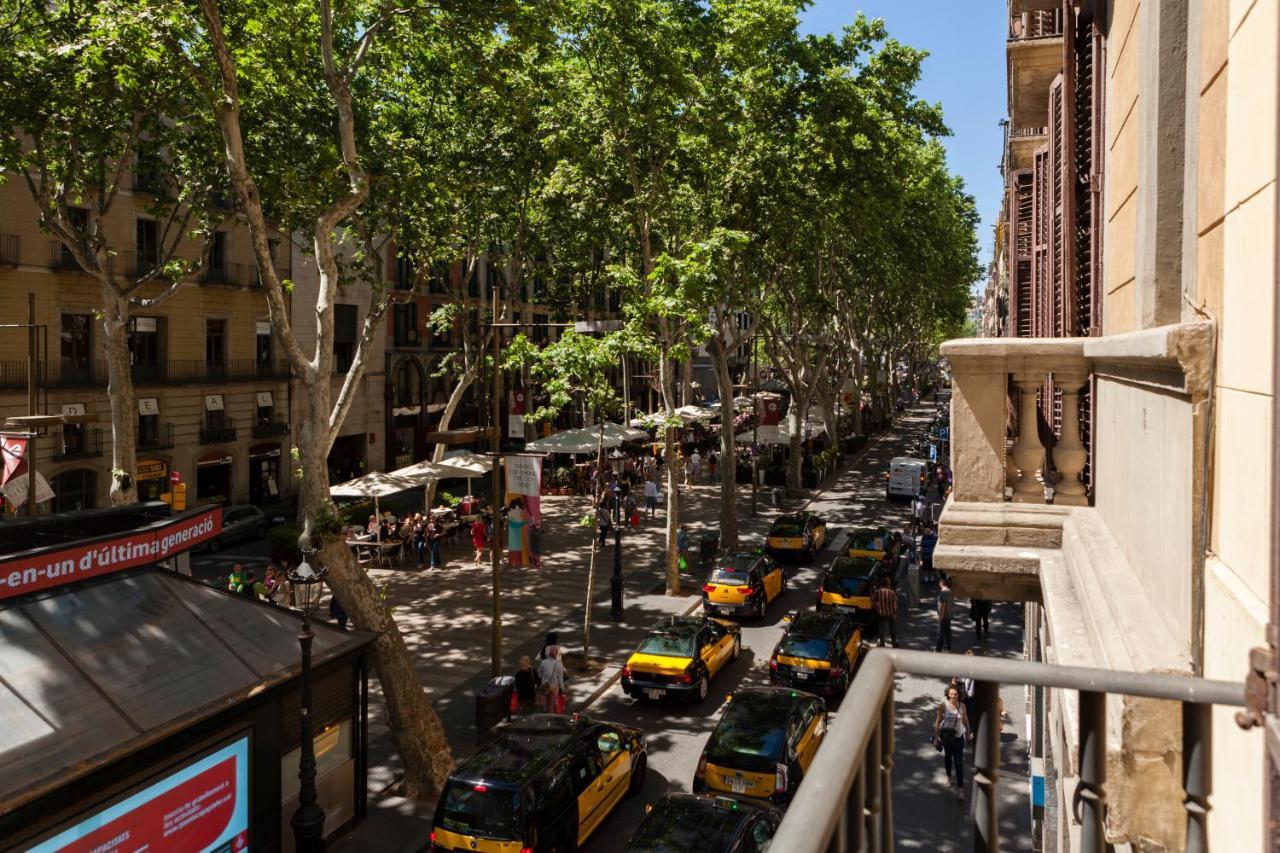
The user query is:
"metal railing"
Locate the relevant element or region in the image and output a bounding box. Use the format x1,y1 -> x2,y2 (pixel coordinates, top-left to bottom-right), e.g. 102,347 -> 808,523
52,427 -> 104,460
0,233 -> 18,266
1009,10 -> 1063,40
0,359 -> 291,390
251,419 -> 290,438
138,422 -> 174,450
199,418 -> 237,444
773,648 -> 1245,853
49,240 -> 85,272
1009,126 -> 1048,139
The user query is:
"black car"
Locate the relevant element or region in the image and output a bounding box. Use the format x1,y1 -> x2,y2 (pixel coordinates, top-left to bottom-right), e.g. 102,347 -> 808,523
430,714 -> 646,852
624,793 -> 780,852
702,552 -> 786,619
769,610 -> 863,697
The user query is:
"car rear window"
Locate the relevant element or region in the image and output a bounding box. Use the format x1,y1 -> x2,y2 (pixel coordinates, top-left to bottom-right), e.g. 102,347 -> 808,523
771,519 -> 803,536
779,636 -> 831,660
706,701 -> 789,773
637,631 -> 695,658
710,566 -> 750,586
626,799 -> 742,851
824,574 -> 872,596
438,781 -> 518,840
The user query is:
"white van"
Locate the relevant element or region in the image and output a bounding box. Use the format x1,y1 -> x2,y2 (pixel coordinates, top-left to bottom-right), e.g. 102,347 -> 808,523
886,457 -> 928,501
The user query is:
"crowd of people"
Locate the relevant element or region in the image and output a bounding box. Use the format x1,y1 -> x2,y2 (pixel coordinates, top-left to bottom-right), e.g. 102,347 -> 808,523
224,560 -> 348,629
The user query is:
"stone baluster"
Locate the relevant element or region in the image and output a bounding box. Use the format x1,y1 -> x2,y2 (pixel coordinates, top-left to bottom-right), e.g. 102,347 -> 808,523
1010,372 -> 1047,502
1051,372 -> 1089,505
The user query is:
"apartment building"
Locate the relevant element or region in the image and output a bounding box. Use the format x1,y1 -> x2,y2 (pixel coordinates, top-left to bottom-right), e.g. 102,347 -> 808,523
935,1 -> 1277,849
0,177 -> 294,513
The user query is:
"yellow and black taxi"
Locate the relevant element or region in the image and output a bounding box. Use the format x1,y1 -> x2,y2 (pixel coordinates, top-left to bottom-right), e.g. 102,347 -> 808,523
769,609 -> 863,697
766,512 -> 827,560
622,615 -> 741,703
430,713 -> 646,853
816,555 -> 880,624
701,552 -> 785,619
845,525 -> 891,560
694,686 -> 827,805
624,793 -> 780,852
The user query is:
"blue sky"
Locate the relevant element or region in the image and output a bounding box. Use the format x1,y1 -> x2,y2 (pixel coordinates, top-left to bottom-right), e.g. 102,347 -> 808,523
799,1 -> 1006,275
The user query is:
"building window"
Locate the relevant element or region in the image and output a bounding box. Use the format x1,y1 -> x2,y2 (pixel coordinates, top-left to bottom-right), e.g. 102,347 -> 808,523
394,360 -> 423,408
205,319 -> 226,376
256,322 -> 273,374
61,314 -> 93,382
392,302 -> 419,347
210,231 -> 227,276
136,218 -> 159,270
51,469 -> 97,513
129,317 -> 162,382
61,423 -> 84,454
429,262 -> 448,295
466,264 -> 479,297
205,407 -> 226,431
395,253 -> 414,291
534,314 -> 549,345
334,303 -> 357,372
257,402 -> 274,424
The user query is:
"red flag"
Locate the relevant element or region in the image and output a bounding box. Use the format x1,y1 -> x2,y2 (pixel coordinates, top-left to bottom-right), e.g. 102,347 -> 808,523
509,389 -> 527,415
1,435 -> 27,487
760,397 -> 781,427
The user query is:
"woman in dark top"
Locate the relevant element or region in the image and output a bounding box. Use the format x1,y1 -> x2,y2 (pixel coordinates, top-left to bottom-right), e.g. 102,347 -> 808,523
514,655 -> 541,714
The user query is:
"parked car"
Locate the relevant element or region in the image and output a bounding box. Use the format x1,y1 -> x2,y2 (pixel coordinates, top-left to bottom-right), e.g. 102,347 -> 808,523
198,504 -> 268,552
885,457 -> 928,500
624,793 -> 780,852
622,615 -> 741,703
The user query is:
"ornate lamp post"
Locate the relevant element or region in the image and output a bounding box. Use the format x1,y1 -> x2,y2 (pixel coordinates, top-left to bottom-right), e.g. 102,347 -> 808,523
609,449 -> 625,621
288,543 -> 330,853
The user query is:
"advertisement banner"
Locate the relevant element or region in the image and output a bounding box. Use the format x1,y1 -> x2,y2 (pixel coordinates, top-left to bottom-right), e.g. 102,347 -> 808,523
1,434 -> 27,486
0,508 -> 222,602
760,397 -> 781,427
505,454 -> 542,497
508,389 -> 527,438
28,735 -> 251,853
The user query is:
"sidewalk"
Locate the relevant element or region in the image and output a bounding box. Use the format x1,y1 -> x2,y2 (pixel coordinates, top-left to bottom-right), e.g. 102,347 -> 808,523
328,443 -> 851,852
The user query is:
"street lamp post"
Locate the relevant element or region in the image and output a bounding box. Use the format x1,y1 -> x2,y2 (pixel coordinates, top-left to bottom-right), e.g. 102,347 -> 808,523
287,544 -> 330,853
609,449 -> 625,621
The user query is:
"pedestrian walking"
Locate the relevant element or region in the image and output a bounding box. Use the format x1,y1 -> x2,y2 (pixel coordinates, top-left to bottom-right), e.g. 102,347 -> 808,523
238,569 -> 266,600
934,684 -> 971,798
677,524 -> 690,571
644,477 -> 659,518
596,500 -> 612,548
873,577 -> 898,647
538,631 -> 559,661
413,517 -> 427,569
514,655 -> 542,714
329,593 -> 348,630
935,575 -> 954,652
227,561 -> 245,594
690,449 -> 702,481
970,598 -> 992,640
471,515 -> 488,567
426,517 -> 444,569
682,453 -> 692,487
537,646 -> 567,713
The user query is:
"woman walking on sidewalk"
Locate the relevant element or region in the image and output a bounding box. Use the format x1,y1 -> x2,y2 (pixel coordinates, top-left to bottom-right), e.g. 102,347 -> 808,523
934,685 -> 972,799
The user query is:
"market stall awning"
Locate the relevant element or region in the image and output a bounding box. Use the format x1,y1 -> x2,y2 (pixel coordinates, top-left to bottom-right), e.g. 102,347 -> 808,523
525,427 -> 622,454
735,416 -> 827,445
440,450 -> 496,474
0,569 -> 371,810
329,470 -> 416,498
390,459 -> 470,487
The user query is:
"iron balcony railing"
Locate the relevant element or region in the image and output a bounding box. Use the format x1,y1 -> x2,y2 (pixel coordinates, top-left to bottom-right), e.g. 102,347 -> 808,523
1009,10 -> 1063,40
202,260 -> 291,287
138,422 -> 174,450
0,359 -> 291,390
199,418 -> 237,444
0,233 -> 18,266
251,419 -> 290,438
773,648 -> 1245,853
52,427 -> 104,460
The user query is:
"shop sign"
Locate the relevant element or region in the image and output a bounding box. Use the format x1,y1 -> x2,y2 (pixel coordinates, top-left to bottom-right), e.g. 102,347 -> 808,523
26,734 -> 250,853
137,459 -> 169,481
138,397 -> 159,416
198,455 -> 233,468
256,320 -> 272,335
505,454 -> 541,497
134,317 -> 158,333
0,508 -> 221,601
205,394 -> 225,412
61,403 -> 86,417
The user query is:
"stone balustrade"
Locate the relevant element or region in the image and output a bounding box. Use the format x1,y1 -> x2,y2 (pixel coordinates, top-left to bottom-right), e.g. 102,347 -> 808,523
941,336 -> 1090,506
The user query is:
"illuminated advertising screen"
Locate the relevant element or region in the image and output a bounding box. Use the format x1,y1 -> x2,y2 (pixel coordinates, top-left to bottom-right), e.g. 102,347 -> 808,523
25,734 -> 251,853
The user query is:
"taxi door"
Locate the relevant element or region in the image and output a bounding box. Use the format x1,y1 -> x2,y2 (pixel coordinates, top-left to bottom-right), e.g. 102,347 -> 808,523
810,517 -> 827,550
760,562 -> 782,603
842,625 -> 863,667
705,623 -> 734,673
570,744 -> 608,845
793,700 -> 826,773
697,625 -> 724,676
594,730 -> 633,817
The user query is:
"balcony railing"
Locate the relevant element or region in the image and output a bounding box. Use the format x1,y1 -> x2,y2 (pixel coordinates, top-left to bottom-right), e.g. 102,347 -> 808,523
202,260 -> 290,288
1008,9 -> 1063,40
138,422 -> 174,450
773,648 -> 1245,852
1009,126 -> 1048,139
0,359 -> 291,390
0,233 -> 18,266
52,427 -> 104,460
200,418 -> 237,444
251,419 -> 290,438
49,240 -> 86,272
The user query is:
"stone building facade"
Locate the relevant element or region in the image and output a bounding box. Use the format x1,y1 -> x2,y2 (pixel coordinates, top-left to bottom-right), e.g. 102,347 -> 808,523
944,0 -> 1277,849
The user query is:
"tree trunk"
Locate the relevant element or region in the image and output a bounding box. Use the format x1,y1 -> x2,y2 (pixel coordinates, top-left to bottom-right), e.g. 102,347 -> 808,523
659,350 -> 681,594
681,361 -> 695,406
709,338 -> 738,550
786,405 -> 804,496
425,364 -> 478,508
582,423 -> 605,661
297,379 -> 454,798
101,286 -> 138,505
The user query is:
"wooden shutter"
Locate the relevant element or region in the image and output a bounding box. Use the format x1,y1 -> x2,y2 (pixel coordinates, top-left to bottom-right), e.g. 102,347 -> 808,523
1010,170 -> 1035,338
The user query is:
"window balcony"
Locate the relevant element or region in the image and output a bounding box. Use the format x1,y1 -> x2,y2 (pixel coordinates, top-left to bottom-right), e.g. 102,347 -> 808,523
52,427 -> 104,460
0,233 -> 18,266
0,359 -> 292,390
773,648 -> 1244,852
200,418 -> 237,445
251,419 -> 290,438
138,422 -> 174,450
1007,9 -> 1063,129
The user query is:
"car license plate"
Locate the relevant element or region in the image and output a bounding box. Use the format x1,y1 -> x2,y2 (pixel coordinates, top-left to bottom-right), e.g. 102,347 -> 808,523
794,670 -> 811,680
645,689 -> 664,700
794,664 -> 813,674
727,776 -> 750,794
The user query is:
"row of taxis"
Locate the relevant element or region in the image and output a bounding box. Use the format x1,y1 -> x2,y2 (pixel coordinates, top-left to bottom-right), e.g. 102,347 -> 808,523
429,515 -> 893,852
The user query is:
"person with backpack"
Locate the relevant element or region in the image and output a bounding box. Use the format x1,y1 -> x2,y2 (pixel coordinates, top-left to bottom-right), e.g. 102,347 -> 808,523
513,655 -> 542,714
537,646 -> 567,713
934,684 -> 972,799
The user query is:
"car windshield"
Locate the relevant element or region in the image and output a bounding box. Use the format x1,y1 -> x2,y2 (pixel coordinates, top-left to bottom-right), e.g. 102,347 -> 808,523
438,781 -> 518,840
771,519 -> 804,536
824,572 -> 873,596
637,631 -> 696,658
779,635 -> 831,660
706,697 -> 791,772
849,531 -> 885,549
625,799 -> 743,852
710,566 -> 750,586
